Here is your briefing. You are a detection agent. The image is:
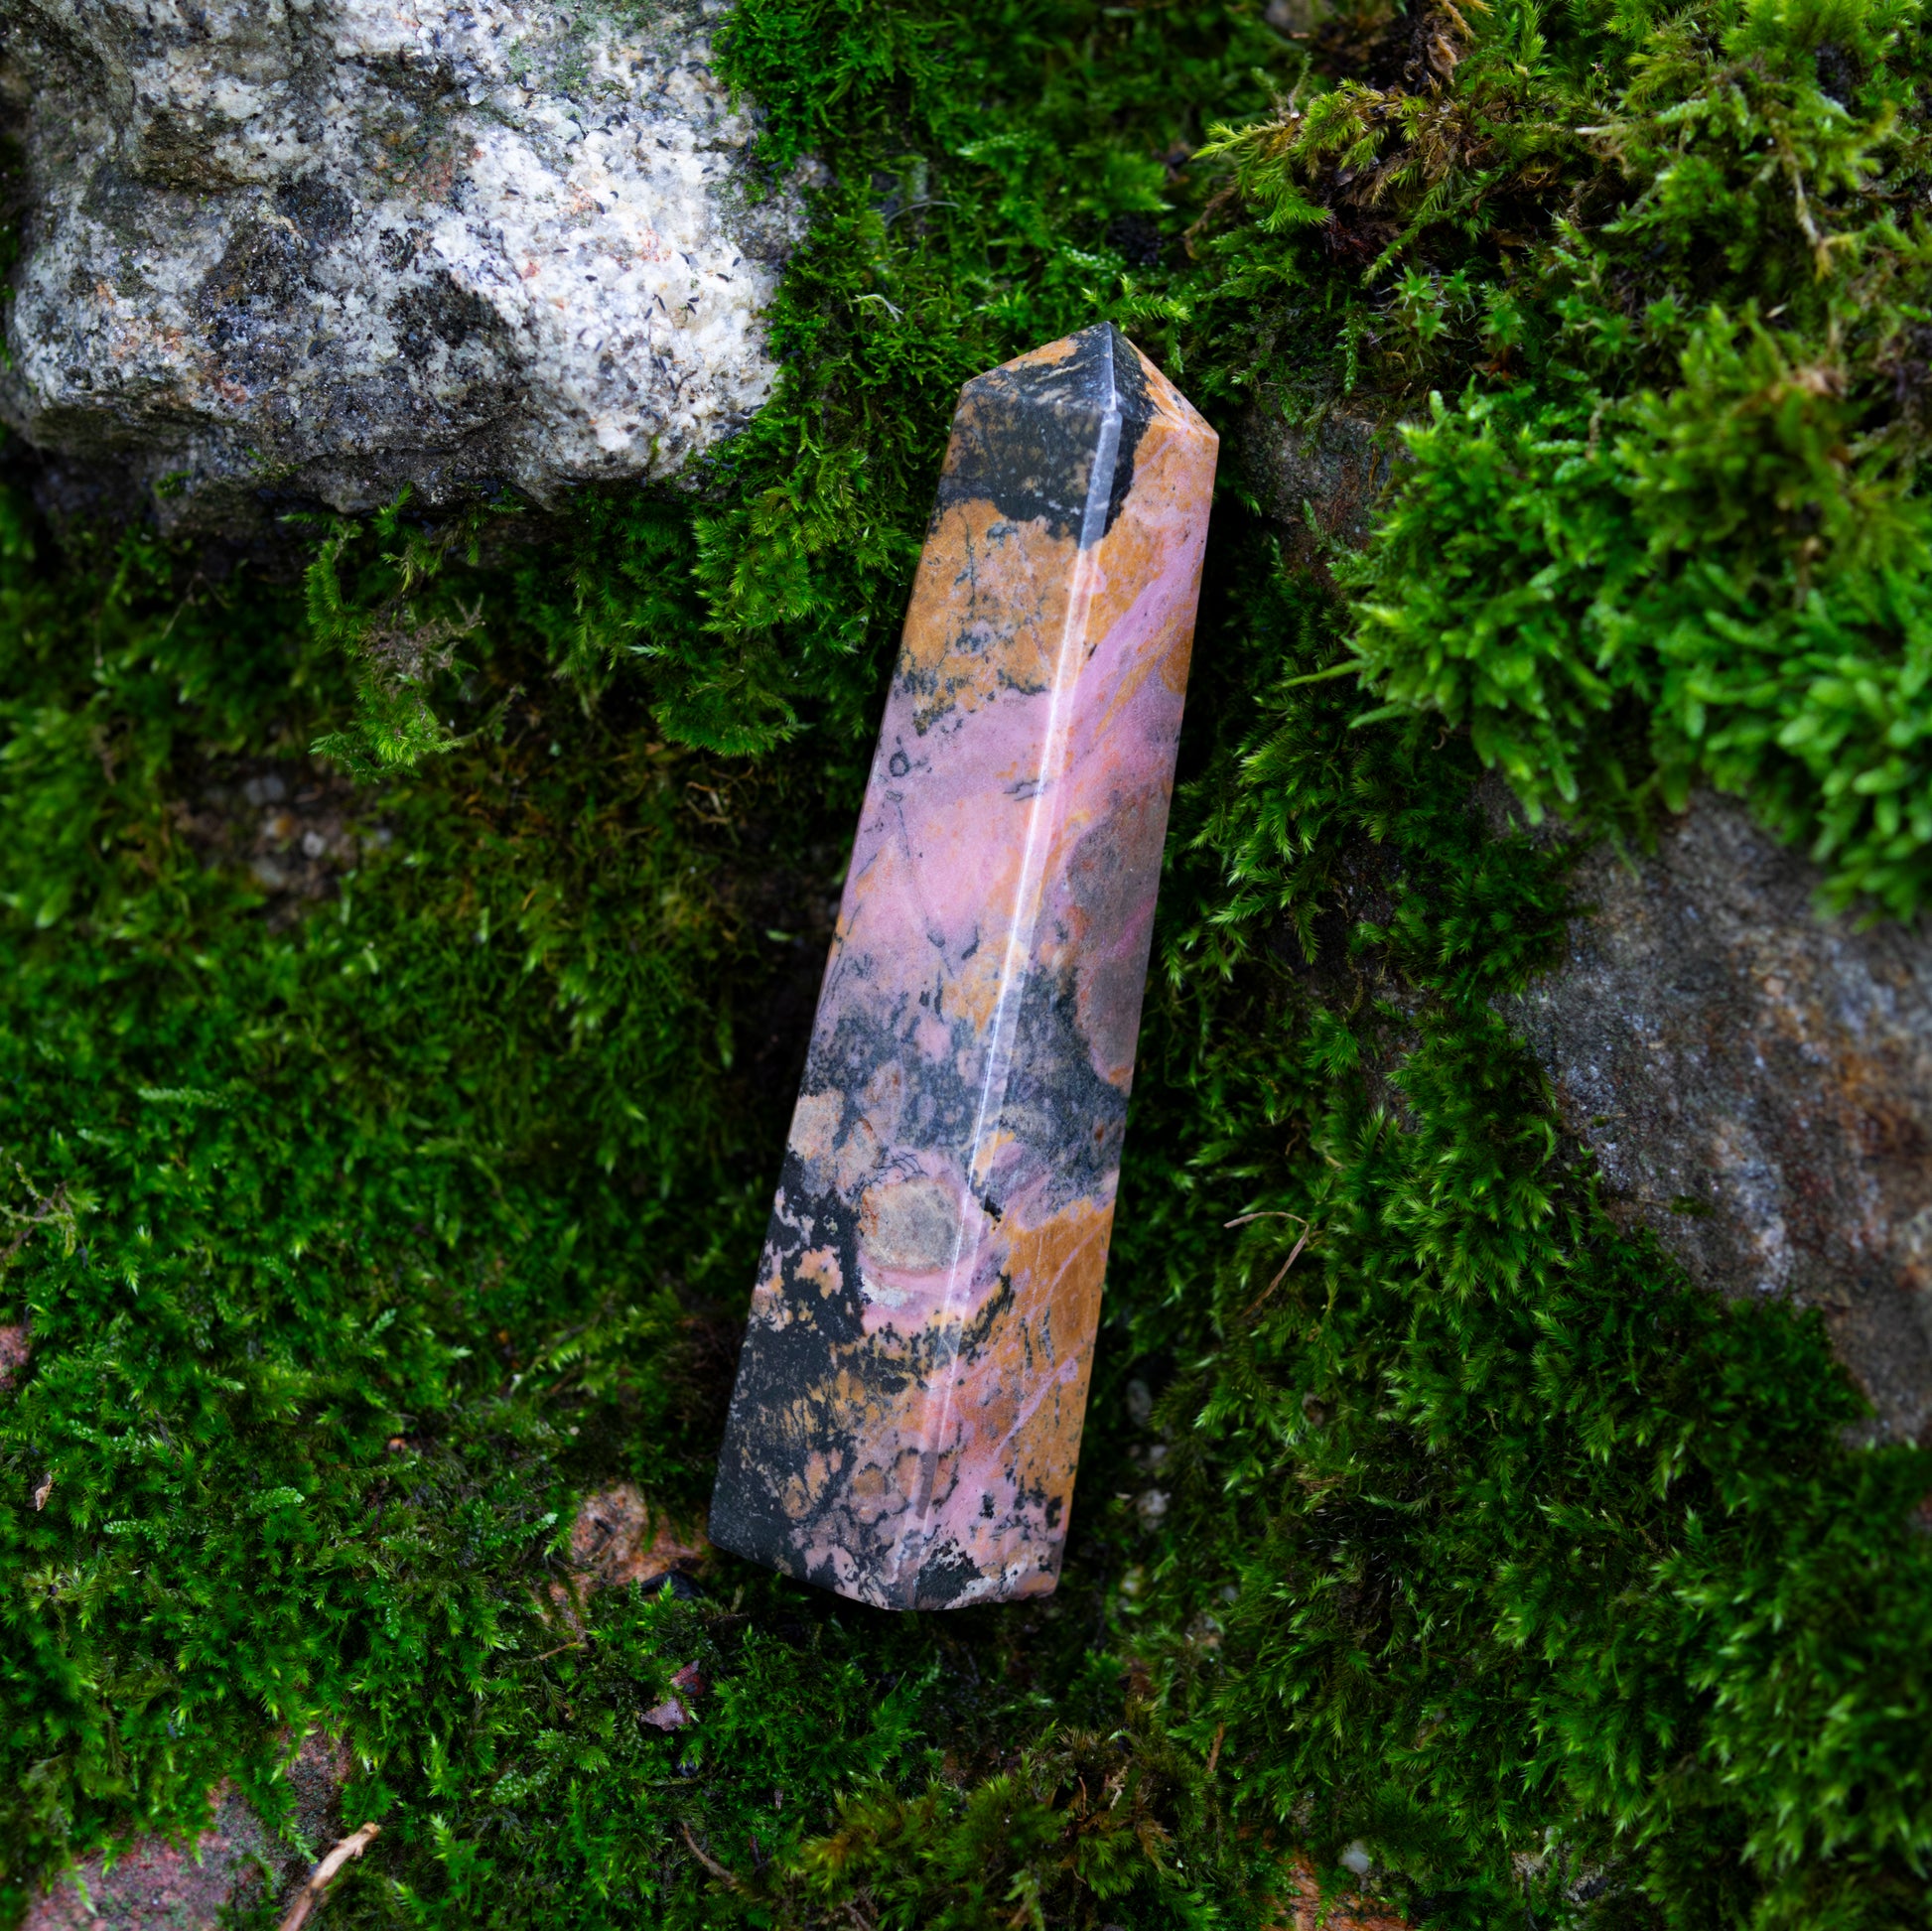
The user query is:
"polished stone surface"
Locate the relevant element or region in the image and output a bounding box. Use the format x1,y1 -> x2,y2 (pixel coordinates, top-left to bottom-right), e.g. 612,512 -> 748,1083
709,324 -> 1217,1608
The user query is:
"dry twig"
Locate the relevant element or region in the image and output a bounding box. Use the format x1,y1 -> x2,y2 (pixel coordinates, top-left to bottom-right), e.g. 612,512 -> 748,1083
1224,1211 -> 1318,1310
277,1822 -> 381,1931
680,1821 -> 744,1889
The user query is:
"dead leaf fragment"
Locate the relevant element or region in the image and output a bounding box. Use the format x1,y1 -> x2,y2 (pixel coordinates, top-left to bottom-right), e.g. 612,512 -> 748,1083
642,1662 -> 706,1730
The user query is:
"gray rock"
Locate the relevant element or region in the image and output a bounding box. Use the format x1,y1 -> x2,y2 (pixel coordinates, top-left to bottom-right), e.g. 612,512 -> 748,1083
1508,791 -> 1932,1446
0,0 -> 807,527
1239,397 -> 1398,558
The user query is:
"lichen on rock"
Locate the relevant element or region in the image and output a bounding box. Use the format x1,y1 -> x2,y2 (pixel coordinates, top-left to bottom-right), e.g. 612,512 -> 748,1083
0,0 -> 808,526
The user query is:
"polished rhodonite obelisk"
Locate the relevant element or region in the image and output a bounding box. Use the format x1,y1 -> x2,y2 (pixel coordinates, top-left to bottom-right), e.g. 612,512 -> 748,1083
709,324 -> 1218,1609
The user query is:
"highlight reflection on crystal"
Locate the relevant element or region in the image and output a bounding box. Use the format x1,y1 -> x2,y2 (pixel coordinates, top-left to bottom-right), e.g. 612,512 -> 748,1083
709,324 -> 1218,1609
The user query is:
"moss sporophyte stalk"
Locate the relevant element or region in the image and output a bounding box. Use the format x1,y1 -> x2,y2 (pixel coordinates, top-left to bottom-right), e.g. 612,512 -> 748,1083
1,0 -> 1929,1926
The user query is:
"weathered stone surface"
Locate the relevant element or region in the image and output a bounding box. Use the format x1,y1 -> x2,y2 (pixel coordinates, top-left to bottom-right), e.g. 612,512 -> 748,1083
1508,791 -> 1932,1447
20,1794 -> 273,1931
1269,1861 -> 1411,1930
1239,398 -> 1396,559
22,1733 -> 349,1931
0,0 -> 806,527
569,1480 -> 709,1590
1242,400 -> 1932,1446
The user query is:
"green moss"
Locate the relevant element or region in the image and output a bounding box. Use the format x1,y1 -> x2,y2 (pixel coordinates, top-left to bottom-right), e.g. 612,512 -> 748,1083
0,0 -> 1929,1924
1194,0 -> 1932,909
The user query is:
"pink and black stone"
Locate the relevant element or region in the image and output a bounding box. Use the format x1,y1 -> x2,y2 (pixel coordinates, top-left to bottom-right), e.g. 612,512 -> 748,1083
708,324 -> 1218,1609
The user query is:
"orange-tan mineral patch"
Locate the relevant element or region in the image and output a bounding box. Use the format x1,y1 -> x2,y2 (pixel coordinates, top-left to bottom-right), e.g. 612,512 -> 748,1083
1007,336 -> 1084,371
797,1246 -> 845,1297
963,1196 -> 1112,1471
899,492 -> 1076,734
1086,445 -> 1211,677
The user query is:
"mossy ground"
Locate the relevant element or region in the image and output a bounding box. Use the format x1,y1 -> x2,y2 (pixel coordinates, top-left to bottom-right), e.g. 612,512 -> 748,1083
3,0 -> 1932,1924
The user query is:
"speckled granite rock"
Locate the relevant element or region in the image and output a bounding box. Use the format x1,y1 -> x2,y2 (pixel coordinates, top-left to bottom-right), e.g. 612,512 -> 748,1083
1508,791 -> 1932,1447
0,0 -> 806,527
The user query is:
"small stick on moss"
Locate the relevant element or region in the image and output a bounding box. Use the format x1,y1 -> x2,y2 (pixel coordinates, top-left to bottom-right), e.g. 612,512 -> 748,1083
1226,1212 -> 1317,1318
1205,1723 -> 1226,1778
277,1822 -> 380,1931
881,199 -> 957,224
1226,1208 -> 1316,1278
680,1822 -> 746,1891
1266,1235 -> 1314,1291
